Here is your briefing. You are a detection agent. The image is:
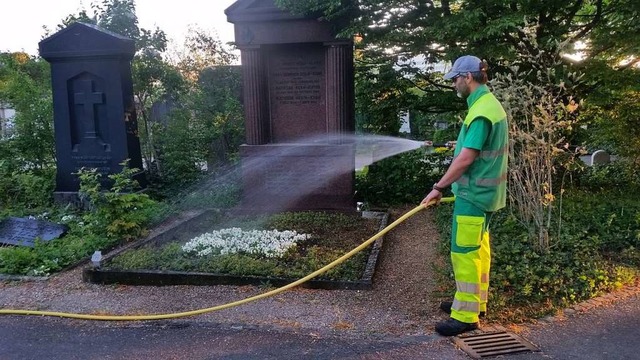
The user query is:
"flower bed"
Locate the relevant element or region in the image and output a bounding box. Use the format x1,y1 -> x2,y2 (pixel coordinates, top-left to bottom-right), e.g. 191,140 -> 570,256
84,210 -> 389,289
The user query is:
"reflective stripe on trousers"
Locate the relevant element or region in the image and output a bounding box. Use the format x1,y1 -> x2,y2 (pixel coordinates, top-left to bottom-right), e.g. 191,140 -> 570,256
452,299 -> 480,313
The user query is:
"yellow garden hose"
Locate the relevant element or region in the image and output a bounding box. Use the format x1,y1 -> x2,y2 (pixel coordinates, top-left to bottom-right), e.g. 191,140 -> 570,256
0,197 -> 454,321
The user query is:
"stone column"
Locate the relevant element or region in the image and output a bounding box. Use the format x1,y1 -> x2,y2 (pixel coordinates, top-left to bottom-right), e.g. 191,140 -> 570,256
240,45 -> 270,145
325,41 -> 354,141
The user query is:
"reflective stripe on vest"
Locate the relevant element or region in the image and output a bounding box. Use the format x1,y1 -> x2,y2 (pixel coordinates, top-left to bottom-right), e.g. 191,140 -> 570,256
480,146 -> 508,158
476,173 -> 508,187
458,173 -> 507,187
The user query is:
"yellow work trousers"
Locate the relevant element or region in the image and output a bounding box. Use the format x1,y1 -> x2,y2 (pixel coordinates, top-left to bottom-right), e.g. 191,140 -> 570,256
450,198 -> 491,323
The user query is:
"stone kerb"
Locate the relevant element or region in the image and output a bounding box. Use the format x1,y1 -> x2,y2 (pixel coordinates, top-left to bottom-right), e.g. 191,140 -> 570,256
83,210 -> 390,290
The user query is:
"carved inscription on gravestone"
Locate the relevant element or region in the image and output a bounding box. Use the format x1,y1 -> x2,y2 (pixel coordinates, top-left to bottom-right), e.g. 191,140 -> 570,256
269,45 -> 326,142
272,60 -> 322,106
263,158 -> 337,194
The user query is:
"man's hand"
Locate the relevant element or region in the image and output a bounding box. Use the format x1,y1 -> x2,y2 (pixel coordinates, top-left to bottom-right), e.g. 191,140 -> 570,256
421,189 -> 443,207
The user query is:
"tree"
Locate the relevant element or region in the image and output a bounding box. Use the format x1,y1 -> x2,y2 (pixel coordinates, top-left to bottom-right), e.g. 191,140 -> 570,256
0,52 -> 56,210
276,0 -> 639,119
168,27 -> 243,172
577,0 -> 640,162
0,52 -> 55,170
276,0 -> 640,244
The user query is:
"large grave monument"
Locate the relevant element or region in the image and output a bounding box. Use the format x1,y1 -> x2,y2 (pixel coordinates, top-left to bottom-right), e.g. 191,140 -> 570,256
39,23 -> 145,203
226,0 -> 355,211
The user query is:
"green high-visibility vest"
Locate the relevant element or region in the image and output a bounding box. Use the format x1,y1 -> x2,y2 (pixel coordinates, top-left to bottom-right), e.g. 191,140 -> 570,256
452,91 -> 509,212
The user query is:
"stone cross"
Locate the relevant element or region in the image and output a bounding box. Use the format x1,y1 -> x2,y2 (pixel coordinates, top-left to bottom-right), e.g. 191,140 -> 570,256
74,79 -> 105,140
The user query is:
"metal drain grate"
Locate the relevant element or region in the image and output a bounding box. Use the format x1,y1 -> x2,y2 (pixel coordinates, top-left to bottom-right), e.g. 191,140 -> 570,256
453,331 -> 539,359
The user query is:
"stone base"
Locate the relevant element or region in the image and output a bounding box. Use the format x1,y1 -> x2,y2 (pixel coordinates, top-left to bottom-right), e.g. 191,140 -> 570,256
240,143 -> 355,212
53,192 -> 88,209
53,186 -> 147,210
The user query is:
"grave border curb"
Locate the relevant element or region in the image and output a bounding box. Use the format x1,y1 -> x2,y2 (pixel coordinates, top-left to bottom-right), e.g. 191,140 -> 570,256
83,210 -> 389,290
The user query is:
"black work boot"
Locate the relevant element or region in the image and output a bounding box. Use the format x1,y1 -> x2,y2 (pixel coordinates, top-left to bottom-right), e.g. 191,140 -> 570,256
435,318 -> 478,336
439,301 -> 486,318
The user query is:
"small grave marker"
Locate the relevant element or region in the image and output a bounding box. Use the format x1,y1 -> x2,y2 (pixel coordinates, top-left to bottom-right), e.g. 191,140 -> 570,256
0,218 -> 68,248
591,150 -> 611,165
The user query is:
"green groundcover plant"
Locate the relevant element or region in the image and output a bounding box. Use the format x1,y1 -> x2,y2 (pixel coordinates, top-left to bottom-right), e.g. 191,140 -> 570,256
108,211 -> 380,281
0,163 -> 161,276
434,188 -> 640,322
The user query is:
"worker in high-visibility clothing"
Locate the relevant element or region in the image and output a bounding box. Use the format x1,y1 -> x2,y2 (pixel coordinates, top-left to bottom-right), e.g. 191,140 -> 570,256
422,55 -> 508,336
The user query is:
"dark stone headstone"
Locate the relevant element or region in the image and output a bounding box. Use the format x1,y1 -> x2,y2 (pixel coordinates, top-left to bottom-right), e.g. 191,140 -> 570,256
226,0 -> 355,212
39,23 -> 145,203
0,218 -> 68,248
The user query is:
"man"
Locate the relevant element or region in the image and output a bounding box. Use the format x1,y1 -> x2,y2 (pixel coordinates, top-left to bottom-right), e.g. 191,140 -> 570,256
421,55 -> 508,336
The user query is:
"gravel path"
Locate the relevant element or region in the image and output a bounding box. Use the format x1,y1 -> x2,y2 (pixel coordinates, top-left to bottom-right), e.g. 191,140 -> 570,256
0,206 -> 453,337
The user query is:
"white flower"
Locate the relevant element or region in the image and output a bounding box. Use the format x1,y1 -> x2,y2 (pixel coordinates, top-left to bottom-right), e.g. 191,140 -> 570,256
182,228 -> 310,258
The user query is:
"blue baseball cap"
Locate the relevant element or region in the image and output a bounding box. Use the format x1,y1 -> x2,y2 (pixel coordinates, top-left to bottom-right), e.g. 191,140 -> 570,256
443,55 -> 483,80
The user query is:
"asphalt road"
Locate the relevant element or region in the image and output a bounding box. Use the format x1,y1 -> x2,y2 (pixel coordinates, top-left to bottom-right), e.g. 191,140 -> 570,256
0,292 -> 638,360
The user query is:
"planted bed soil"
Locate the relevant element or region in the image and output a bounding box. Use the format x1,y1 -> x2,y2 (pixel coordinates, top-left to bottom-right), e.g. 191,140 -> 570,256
84,210 -> 389,290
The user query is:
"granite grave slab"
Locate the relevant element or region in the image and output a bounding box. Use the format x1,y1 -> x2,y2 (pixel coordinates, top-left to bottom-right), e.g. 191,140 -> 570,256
0,217 -> 68,248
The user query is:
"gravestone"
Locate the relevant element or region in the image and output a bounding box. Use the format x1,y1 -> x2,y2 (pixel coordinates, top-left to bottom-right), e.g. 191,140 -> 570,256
0,218 -> 68,248
399,111 -> 411,134
39,23 -> 145,204
226,0 -> 355,211
591,150 -> 611,166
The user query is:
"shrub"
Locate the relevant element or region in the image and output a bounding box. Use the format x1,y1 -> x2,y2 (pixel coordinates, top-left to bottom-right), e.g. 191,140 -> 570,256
558,189 -> 640,258
0,162 -> 159,276
571,160 -> 640,192
0,141 -> 55,212
77,161 -> 158,241
433,190 -> 639,321
0,165 -> 54,212
0,230 -> 113,276
356,147 -> 452,207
